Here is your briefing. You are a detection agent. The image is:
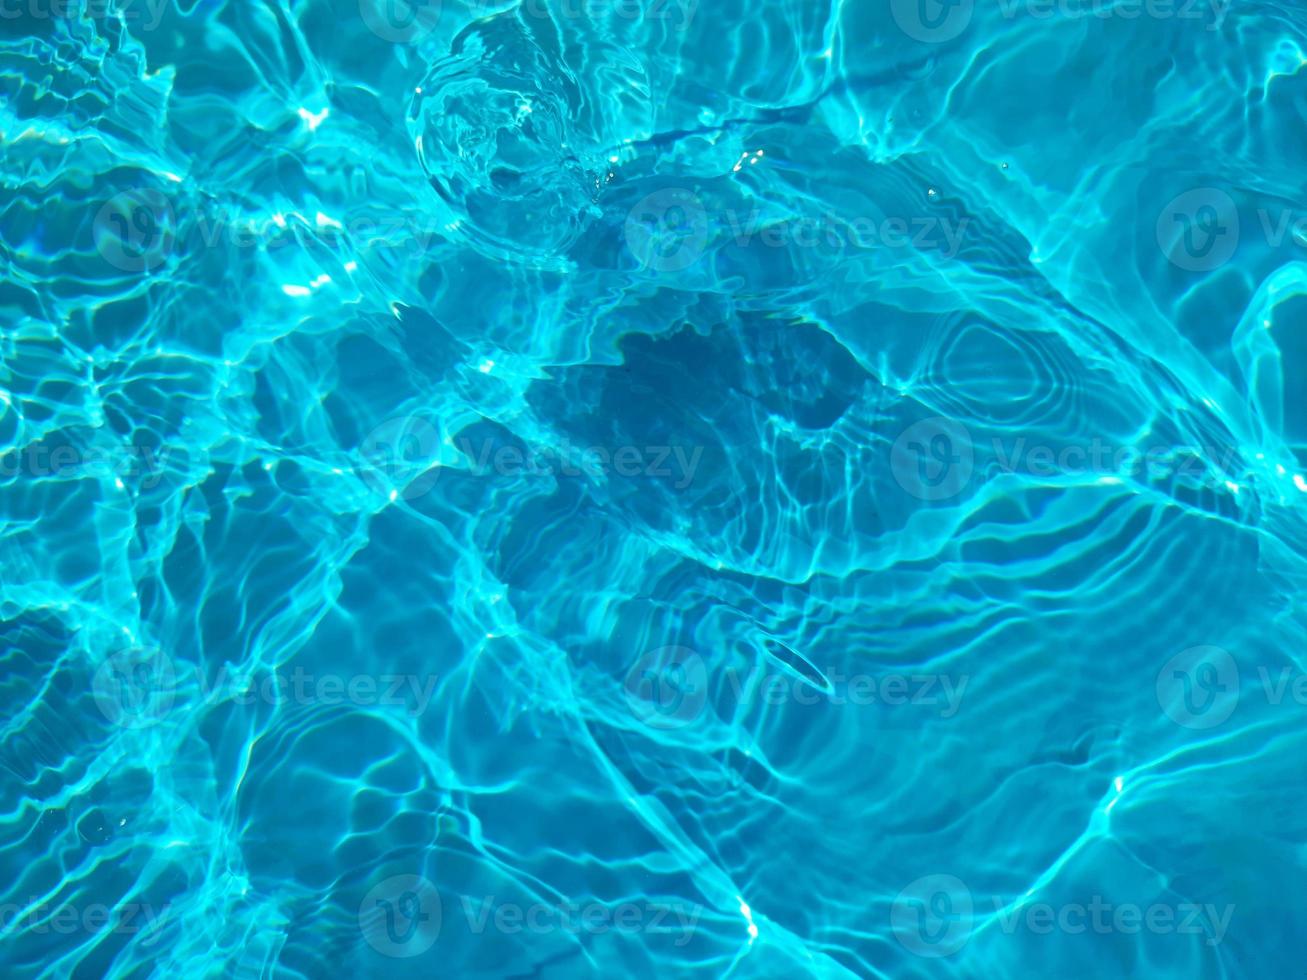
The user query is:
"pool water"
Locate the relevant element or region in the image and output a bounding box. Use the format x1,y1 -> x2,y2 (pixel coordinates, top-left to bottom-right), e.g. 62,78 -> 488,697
2,1 -> 1306,977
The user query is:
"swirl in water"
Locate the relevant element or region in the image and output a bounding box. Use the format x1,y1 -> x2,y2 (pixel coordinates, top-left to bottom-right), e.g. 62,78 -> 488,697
408,12 -> 607,267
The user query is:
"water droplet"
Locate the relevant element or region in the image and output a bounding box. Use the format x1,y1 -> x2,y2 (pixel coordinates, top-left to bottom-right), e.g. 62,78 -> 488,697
408,16 -> 608,266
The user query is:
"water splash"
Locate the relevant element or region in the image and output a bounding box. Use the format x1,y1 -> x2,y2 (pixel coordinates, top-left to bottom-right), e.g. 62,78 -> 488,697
409,11 -> 607,267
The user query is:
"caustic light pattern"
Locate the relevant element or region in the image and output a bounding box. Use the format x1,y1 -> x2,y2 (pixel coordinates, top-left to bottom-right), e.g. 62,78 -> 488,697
1,0 -> 1305,978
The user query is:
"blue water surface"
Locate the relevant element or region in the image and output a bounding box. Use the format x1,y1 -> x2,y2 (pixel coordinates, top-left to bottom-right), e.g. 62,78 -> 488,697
2,0 -> 1306,977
